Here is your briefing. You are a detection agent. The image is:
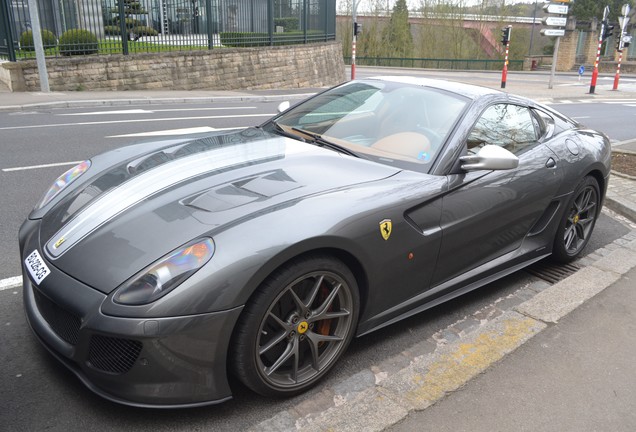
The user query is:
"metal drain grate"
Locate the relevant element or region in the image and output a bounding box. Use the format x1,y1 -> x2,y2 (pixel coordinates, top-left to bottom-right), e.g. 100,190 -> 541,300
526,261 -> 581,284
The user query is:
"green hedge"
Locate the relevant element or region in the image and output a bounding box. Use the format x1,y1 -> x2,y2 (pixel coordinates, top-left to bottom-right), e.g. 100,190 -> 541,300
274,17 -> 299,31
19,29 -> 57,51
132,26 -> 158,37
104,25 -> 158,37
59,29 -> 99,56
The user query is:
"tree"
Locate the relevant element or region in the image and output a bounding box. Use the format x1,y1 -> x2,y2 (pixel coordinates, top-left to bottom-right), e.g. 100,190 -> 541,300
571,0 -> 635,22
381,0 -> 414,58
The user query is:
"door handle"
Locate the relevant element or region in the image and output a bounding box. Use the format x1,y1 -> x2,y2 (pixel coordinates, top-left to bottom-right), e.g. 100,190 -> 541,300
545,157 -> 557,169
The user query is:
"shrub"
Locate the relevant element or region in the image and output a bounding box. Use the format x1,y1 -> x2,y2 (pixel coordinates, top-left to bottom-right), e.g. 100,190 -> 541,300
19,29 -> 57,51
59,29 -> 99,56
132,26 -> 158,37
274,17 -> 299,32
104,25 -> 121,36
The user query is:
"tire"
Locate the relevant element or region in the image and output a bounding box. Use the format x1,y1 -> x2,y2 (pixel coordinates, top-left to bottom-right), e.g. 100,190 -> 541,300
231,255 -> 360,397
551,176 -> 600,263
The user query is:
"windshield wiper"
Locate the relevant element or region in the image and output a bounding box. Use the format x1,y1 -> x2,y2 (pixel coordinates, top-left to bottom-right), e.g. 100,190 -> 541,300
291,127 -> 358,157
268,121 -> 307,142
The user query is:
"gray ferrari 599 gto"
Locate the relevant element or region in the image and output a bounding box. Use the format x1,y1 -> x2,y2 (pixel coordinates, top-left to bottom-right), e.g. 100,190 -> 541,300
20,77 -> 610,407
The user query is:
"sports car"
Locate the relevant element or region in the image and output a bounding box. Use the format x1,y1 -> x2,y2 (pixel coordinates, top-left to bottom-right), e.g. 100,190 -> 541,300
20,76 -> 610,408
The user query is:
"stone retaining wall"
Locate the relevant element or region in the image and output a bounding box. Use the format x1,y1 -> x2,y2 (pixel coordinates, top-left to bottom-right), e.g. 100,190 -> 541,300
1,42 -> 345,92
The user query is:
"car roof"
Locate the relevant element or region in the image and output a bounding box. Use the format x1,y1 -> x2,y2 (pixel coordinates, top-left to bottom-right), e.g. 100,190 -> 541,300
366,75 -> 504,100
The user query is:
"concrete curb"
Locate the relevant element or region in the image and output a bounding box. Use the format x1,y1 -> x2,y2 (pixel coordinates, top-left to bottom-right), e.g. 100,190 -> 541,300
250,234 -> 636,432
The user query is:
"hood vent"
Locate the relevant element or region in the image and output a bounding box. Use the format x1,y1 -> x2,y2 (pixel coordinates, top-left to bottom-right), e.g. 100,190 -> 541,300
182,169 -> 300,212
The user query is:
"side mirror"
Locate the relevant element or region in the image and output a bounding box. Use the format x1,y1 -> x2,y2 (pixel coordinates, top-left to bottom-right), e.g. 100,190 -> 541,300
459,144 -> 519,171
277,101 -> 290,113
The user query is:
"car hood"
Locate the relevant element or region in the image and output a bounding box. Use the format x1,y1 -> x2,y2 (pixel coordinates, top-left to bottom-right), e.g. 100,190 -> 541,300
37,128 -> 400,293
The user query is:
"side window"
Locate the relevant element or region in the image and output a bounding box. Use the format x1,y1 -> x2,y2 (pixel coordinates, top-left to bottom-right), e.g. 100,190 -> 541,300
467,104 -> 539,155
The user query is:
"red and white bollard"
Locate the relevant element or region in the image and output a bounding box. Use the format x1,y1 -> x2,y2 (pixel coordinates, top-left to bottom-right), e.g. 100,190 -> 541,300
589,39 -> 603,94
501,43 -> 509,89
613,50 -> 623,90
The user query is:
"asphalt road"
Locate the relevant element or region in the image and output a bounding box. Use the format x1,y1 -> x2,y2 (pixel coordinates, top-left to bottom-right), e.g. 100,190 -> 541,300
1,97 -> 634,431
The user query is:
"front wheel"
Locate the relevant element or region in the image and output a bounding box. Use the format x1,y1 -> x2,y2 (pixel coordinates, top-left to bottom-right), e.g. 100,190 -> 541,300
231,255 -> 359,397
551,176 -> 600,263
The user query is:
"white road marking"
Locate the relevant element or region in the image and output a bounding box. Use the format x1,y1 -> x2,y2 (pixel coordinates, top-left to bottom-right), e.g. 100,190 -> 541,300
0,113 -> 274,131
107,126 -> 244,138
60,109 -> 153,115
59,107 -> 256,116
2,160 -> 82,172
571,116 -> 591,119
0,276 -> 22,291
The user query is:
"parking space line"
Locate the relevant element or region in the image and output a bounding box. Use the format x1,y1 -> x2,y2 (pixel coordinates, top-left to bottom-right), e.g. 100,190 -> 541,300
0,276 -> 22,291
2,161 -> 82,173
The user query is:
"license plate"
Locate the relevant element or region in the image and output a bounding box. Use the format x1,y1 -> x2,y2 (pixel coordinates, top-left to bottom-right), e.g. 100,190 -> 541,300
25,249 -> 51,285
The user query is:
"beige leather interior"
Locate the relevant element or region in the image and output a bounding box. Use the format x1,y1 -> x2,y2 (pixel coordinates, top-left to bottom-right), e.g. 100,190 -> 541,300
370,132 -> 431,161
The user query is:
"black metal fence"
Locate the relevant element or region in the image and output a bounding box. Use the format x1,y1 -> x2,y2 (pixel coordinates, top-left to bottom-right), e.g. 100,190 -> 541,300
0,0 -> 336,60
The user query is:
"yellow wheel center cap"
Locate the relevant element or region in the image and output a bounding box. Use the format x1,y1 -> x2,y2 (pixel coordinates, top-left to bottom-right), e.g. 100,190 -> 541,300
573,214 -> 580,224
297,321 -> 309,334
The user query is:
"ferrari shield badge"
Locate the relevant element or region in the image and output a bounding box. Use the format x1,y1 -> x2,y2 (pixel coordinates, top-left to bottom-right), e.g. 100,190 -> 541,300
379,219 -> 392,241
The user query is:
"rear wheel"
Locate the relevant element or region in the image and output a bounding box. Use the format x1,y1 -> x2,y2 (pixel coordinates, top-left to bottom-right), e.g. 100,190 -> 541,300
551,176 -> 600,263
231,255 -> 359,397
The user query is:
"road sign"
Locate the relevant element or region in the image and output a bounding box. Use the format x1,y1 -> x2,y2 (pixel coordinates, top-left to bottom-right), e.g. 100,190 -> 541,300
543,16 -> 567,26
544,4 -> 569,15
541,29 -> 566,37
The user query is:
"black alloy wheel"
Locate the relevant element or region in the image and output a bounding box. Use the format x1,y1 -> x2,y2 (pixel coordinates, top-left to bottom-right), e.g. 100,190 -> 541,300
552,176 -> 600,263
231,255 -> 359,397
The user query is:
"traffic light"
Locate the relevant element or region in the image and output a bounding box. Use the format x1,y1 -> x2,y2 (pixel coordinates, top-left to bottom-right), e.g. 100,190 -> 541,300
602,21 -> 614,41
501,27 -> 511,45
353,22 -> 362,36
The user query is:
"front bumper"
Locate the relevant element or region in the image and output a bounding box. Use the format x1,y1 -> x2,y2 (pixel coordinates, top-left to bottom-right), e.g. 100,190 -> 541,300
20,219 -> 243,408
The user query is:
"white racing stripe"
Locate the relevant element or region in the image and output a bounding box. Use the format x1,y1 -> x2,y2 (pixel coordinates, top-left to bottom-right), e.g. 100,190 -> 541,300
46,137 -> 310,258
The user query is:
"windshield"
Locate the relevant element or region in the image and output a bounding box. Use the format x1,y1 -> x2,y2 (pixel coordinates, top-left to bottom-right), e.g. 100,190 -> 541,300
266,80 -> 469,171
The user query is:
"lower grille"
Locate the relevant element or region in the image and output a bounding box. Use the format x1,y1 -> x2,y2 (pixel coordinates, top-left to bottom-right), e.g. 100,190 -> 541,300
33,289 -> 81,345
88,335 -> 143,374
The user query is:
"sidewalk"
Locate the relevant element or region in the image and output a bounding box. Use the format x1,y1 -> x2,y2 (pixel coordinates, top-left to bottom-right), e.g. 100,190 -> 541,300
2,69 -> 636,431
388,264 -> 636,432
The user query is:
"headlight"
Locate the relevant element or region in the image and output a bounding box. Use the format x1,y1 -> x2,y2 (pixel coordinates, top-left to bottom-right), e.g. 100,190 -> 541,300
114,238 -> 215,305
35,160 -> 91,210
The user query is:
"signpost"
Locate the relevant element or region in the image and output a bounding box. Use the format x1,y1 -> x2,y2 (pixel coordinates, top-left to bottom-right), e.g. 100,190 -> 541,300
543,17 -> 568,27
541,29 -> 566,37
542,1 -> 569,90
